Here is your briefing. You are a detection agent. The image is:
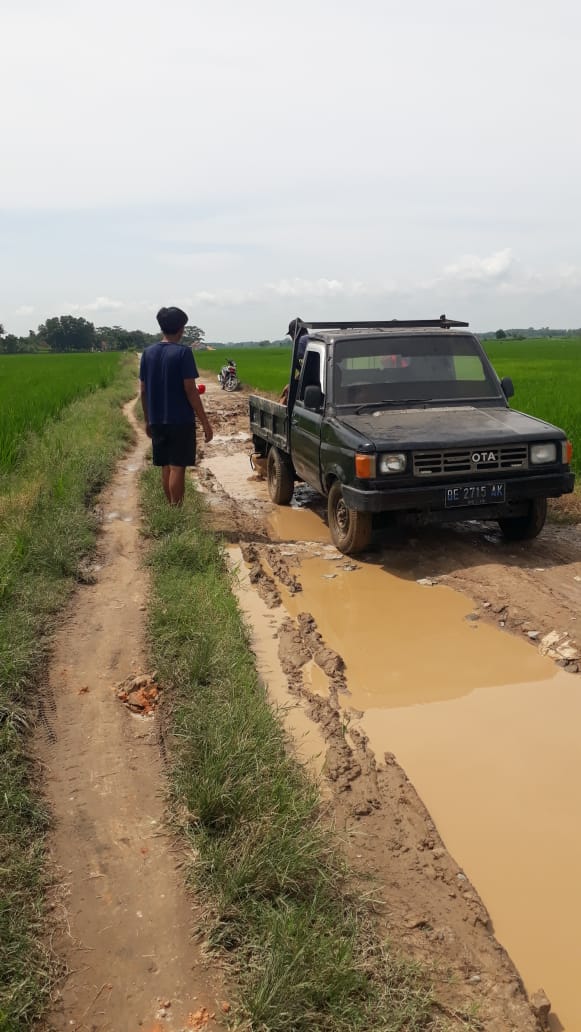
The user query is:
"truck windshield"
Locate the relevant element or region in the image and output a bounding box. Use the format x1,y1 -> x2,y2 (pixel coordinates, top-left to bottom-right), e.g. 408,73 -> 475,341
333,334 -> 500,407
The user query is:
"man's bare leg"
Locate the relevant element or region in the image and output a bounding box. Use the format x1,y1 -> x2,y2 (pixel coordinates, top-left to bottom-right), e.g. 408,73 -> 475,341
161,466 -> 172,502
168,465 -> 186,506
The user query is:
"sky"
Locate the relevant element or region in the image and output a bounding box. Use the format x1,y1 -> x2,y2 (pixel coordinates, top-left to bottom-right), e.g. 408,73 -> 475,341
1,0 -> 580,340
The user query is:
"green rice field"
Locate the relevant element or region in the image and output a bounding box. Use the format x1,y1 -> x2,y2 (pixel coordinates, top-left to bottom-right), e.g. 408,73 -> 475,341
197,347 -> 290,394
0,353 -> 122,471
198,339 -> 581,478
484,339 -> 581,478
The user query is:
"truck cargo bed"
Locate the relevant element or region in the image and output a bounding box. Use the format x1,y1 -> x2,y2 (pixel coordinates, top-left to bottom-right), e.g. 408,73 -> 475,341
249,395 -> 289,454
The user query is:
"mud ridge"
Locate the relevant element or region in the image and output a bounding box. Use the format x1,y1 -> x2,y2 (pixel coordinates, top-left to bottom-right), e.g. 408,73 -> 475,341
240,543 -> 282,607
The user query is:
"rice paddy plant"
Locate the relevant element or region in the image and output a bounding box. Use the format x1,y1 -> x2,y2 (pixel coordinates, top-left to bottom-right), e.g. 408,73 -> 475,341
0,353 -> 123,471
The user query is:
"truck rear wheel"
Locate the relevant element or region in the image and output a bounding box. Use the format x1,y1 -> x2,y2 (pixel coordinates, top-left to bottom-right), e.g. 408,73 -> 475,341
328,481 -> 372,555
267,447 -> 294,505
498,497 -> 547,541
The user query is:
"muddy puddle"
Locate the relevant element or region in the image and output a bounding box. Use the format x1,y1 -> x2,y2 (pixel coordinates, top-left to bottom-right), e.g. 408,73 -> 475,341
199,400 -> 581,1031
203,452 -> 329,542
280,552 -> 580,1032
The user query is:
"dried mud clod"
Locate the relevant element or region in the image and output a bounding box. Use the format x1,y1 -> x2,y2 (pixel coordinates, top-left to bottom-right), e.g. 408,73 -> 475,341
240,542 -> 282,608
265,546 -> 302,594
277,613 -> 382,809
530,989 -> 552,1030
297,612 -> 347,693
116,673 -> 161,715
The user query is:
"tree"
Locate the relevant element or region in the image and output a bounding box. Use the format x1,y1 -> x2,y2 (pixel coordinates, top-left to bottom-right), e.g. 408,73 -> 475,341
0,334 -> 20,354
182,324 -> 205,346
0,323 -> 4,337
38,315 -> 96,352
495,329 -> 507,340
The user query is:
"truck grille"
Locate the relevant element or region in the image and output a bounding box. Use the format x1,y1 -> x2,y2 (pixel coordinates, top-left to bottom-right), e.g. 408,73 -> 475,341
413,445 -> 529,477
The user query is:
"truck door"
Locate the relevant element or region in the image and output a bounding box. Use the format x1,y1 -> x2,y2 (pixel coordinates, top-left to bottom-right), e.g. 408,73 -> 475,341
290,344 -> 325,492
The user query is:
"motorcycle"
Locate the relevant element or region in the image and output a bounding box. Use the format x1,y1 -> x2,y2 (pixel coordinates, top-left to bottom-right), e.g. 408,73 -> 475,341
218,361 -> 240,392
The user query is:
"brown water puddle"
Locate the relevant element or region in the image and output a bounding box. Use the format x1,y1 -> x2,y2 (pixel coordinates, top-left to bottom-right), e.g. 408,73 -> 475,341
268,507 -> 330,543
281,554 -> 580,1032
203,452 -> 330,542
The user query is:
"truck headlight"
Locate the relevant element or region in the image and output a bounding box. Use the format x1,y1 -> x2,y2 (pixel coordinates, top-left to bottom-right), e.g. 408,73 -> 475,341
530,443 -> 557,464
379,452 -> 406,474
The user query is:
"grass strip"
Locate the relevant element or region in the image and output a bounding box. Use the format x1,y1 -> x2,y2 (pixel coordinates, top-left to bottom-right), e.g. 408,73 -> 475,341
141,472 -> 455,1032
0,360 -> 135,1031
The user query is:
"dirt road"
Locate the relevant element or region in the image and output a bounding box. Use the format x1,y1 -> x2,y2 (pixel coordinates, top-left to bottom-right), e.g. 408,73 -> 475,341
199,380 -> 581,1032
36,403 -> 225,1032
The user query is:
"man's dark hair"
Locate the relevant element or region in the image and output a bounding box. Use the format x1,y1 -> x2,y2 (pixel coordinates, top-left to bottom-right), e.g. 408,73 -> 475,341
156,306 -> 189,335
286,317 -> 306,341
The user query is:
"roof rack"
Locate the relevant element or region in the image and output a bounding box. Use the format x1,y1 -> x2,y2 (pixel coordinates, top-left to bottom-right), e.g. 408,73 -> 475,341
305,315 -> 469,330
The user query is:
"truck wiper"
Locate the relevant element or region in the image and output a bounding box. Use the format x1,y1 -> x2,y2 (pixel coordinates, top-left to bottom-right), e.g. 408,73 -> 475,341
355,399 -> 431,414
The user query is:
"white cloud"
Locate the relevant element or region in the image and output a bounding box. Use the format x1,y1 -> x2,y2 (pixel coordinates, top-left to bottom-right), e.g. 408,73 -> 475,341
49,255 -> 581,323
441,249 -> 514,284
64,296 -> 125,313
14,304 -> 35,316
182,277 -> 398,308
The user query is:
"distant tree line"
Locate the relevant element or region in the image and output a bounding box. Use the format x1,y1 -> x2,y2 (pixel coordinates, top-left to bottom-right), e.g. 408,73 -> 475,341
207,339 -> 288,349
480,327 -> 581,342
0,316 -> 206,354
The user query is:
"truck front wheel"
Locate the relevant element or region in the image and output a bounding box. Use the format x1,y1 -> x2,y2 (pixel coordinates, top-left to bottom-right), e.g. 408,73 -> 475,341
498,497 -> 547,541
328,481 -> 372,554
267,447 -> 294,505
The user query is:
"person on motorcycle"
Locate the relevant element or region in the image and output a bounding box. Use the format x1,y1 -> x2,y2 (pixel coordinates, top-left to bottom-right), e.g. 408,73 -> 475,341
219,358 -> 239,390
219,358 -> 236,378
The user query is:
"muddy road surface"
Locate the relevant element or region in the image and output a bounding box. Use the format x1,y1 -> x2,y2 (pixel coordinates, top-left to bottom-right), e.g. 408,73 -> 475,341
199,380 -> 581,1032
36,402 -> 226,1032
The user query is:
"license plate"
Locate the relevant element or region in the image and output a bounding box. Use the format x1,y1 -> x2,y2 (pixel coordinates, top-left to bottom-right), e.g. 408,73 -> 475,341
444,482 -> 506,508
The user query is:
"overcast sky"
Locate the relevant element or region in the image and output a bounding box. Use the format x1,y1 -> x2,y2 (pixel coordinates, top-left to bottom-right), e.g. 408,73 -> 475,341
1,0 -> 580,340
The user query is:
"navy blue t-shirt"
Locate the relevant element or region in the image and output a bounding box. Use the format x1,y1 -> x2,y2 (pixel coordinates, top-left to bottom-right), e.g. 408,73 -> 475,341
139,342 -> 199,424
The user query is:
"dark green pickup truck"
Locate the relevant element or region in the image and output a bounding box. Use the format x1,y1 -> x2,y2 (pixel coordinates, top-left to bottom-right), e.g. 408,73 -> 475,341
249,317 -> 575,555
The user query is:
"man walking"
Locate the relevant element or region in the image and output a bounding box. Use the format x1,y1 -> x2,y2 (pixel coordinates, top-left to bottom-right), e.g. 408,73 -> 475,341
140,306 -> 213,505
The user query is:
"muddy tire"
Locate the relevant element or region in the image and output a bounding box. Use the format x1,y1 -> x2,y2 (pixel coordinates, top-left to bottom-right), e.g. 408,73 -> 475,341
224,375 -> 239,392
328,481 -> 372,555
498,497 -> 547,541
267,447 -> 294,505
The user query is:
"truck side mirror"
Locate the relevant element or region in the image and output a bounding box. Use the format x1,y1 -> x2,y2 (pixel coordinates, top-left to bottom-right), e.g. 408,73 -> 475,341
304,385 -> 324,410
501,376 -> 514,399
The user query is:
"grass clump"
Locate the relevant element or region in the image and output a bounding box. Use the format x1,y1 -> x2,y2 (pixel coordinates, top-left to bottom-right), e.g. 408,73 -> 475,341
141,472 -> 448,1032
0,359 -> 135,1030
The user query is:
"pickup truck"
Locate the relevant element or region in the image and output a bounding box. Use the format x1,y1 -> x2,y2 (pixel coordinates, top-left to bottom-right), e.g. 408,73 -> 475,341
249,317 -> 575,555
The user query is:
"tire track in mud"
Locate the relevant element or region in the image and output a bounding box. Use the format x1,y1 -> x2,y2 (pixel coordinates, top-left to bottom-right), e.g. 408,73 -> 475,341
198,383 -> 548,1032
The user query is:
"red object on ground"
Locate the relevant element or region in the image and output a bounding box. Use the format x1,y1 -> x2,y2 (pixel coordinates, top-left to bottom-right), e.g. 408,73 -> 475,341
197,383 -> 206,394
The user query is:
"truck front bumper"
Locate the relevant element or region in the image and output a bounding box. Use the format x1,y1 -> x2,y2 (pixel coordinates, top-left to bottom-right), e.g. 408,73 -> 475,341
341,471 -> 575,514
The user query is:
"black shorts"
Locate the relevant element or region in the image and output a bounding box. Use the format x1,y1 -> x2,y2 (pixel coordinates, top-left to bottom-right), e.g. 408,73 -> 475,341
150,423 -> 196,467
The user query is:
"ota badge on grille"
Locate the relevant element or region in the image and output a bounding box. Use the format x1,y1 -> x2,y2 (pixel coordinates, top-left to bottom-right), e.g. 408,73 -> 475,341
471,451 -> 497,463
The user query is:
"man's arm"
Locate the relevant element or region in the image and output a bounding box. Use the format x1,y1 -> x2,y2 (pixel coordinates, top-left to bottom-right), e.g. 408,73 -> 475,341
183,379 -> 213,442
139,381 -> 152,437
